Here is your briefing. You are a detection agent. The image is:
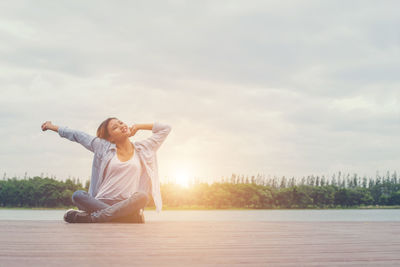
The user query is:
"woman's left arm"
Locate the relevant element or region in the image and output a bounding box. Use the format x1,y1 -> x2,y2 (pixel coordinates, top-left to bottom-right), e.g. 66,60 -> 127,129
135,122 -> 172,151
133,123 -> 153,131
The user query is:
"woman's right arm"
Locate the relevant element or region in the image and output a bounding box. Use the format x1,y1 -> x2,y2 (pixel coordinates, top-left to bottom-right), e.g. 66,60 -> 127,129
41,121 -> 108,154
41,121 -> 59,132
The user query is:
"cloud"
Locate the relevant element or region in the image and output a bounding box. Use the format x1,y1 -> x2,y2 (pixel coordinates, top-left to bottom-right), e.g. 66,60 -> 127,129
0,1 -> 399,182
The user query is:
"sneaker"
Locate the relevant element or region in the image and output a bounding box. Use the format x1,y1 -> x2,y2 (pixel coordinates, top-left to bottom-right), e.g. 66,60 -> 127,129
64,209 -> 78,223
127,208 -> 145,223
75,211 -> 92,223
109,208 -> 145,223
63,209 -> 92,223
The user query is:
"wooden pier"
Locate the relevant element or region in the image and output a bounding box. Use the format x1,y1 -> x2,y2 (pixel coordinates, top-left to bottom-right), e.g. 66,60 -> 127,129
0,220 -> 399,266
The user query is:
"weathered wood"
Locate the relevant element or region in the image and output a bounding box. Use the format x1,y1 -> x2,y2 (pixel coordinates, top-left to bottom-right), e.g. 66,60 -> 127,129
0,221 -> 399,266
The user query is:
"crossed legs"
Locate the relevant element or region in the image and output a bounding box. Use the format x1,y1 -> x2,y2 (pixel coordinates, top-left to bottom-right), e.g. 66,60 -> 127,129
71,190 -> 149,223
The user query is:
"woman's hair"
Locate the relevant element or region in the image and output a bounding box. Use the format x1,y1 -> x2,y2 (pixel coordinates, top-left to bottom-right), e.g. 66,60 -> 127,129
97,117 -> 117,142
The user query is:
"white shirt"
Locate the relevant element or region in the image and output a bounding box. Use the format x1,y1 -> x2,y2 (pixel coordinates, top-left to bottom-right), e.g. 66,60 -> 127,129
95,148 -> 141,201
58,121 -> 172,213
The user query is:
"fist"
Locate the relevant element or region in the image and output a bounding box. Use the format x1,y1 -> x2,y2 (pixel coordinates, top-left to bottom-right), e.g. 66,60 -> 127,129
41,121 -> 53,131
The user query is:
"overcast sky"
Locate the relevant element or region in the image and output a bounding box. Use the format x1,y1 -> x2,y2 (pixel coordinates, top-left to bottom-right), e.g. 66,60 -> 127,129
1,1 -> 399,184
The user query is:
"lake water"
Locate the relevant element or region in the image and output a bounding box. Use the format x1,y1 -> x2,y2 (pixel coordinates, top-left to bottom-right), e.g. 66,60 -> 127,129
0,209 -> 399,221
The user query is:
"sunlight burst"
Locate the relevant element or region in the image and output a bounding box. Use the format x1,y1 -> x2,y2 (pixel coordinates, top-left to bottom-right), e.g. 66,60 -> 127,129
175,170 -> 190,188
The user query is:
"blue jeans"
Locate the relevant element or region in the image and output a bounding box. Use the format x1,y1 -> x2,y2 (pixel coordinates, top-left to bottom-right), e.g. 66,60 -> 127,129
71,190 -> 149,223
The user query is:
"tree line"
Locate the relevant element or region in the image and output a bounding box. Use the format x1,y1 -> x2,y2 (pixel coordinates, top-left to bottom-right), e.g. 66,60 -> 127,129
0,171 -> 400,208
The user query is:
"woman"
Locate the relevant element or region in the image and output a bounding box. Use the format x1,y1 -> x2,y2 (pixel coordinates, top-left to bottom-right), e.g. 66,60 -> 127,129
41,118 -> 171,223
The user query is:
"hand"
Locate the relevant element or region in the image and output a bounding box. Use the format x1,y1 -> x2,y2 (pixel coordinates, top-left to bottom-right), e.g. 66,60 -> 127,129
41,121 -> 54,131
129,124 -> 139,137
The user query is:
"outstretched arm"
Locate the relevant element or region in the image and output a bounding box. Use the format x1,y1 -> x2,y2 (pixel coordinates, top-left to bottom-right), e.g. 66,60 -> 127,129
42,121 -> 59,133
41,121 -> 108,154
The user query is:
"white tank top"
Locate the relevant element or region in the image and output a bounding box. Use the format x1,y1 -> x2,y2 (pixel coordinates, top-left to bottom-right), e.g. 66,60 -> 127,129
95,148 -> 142,201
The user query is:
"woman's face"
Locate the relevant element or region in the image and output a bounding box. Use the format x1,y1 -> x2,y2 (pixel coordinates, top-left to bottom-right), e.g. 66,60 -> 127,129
107,118 -> 129,143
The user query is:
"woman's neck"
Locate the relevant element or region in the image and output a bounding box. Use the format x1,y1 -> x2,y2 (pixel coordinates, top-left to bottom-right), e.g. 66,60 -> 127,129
115,138 -> 133,153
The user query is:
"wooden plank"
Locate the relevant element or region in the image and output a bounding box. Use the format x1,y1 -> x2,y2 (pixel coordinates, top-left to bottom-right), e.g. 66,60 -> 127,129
0,221 -> 399,266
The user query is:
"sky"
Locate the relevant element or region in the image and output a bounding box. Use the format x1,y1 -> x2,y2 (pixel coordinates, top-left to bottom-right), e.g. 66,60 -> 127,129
1,1 -> 400,184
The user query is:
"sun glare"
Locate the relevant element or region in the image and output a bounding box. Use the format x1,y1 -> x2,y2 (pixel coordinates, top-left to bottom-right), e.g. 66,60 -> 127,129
175,170 -> 190,188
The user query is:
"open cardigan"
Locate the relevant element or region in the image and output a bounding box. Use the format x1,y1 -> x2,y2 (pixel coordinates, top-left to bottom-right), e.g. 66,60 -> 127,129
58,122 -> 172,213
